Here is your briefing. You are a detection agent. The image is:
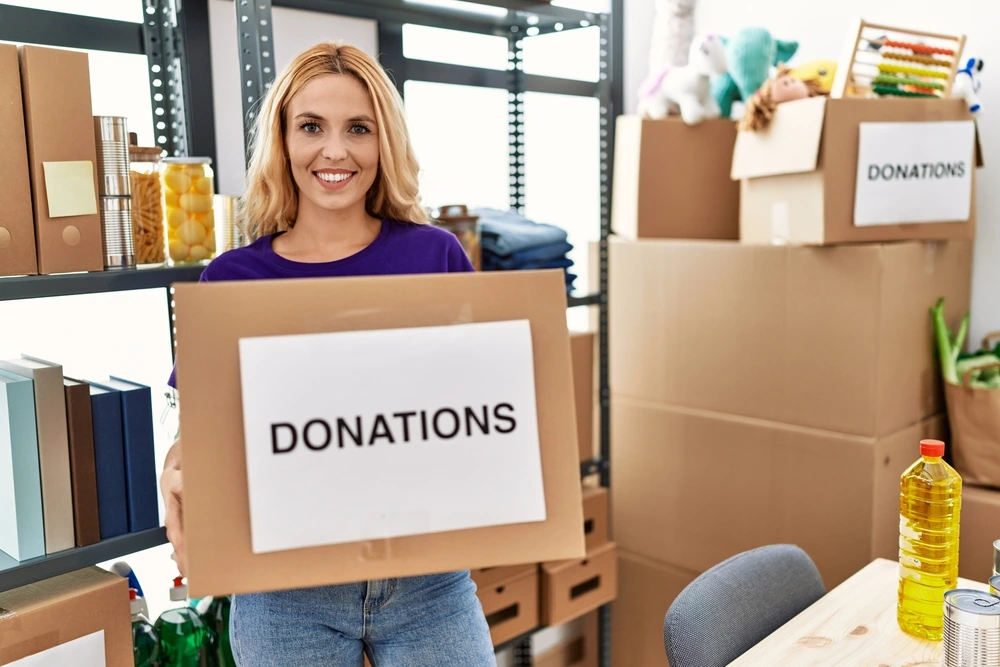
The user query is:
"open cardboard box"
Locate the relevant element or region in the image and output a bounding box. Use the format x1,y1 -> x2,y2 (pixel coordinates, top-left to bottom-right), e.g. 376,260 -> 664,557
172,269 -> 586,597
732,96 -> 983,245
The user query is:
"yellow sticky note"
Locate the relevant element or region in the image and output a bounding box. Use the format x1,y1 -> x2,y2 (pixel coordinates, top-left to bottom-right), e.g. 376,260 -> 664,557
42,161 -> 98,218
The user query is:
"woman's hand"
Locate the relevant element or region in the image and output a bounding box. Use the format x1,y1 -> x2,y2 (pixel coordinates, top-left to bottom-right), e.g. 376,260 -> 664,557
161,439 -> 187,577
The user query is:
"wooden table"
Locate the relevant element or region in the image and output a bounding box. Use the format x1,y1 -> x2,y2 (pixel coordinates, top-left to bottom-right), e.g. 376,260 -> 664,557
729,557 -> 990,666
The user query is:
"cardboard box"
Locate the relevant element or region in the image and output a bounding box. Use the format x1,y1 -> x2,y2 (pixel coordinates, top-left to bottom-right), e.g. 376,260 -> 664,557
472,563 -> 537,589
173,270 -> 586,597
0,44 -> 36,277
18,45 -> 103,275
612,551 -> 697,667
612,397 -> 947,589
582,487 -> 608,551
535,611 -> 599,667
612,116 -> 739,241
541,541 -> 618,625
609,238 -> 972,437
957,485 -> 1000,583
478,566 -> 540,647
570,332 -> 595,462
732,97 -> 982,246
0,566 -> 132,666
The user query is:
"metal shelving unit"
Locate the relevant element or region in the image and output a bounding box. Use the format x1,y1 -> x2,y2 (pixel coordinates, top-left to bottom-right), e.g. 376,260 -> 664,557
0,0 -> 620,664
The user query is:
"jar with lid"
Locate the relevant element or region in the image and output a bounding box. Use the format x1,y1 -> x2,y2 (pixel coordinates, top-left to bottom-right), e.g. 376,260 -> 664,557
128,137 -> 166,265
434,204 -> 481,271
160,157 -> 216,265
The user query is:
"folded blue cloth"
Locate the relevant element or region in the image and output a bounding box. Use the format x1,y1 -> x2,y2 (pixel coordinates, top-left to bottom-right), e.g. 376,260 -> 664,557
471,208 -> 568,257
484,240 -> 574,270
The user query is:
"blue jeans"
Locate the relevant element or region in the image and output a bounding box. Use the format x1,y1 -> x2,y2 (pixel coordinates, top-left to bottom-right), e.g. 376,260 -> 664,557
230,570 -> 497,666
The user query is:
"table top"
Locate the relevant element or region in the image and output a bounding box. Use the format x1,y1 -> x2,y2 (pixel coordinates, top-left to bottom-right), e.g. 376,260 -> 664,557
729,557 -> 990,666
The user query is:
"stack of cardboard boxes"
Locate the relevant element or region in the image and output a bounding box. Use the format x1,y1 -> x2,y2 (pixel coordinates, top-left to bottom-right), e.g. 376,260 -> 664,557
607,96 -> 998,665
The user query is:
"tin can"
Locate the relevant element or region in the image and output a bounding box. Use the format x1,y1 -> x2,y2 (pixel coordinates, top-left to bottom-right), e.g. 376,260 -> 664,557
942,589 -> 1000,667
993,539 -> 1000,577
991,575 -> 1000,597
93,116 -> 131,197
99,196 -> 136,269
213,194 -> 242,253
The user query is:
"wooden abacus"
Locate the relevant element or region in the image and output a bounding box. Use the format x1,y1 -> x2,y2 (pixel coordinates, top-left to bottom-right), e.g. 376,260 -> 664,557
830,19 -> 966,99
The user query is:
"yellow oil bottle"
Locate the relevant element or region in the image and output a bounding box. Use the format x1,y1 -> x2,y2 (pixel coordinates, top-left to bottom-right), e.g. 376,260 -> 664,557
897,438 -> 962,641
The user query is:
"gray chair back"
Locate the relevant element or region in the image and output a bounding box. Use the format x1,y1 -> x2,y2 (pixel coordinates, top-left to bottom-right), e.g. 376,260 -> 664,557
663,544 -> 826,667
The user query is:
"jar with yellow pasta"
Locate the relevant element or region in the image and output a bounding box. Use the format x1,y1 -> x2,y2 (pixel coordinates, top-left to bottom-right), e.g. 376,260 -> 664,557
160,157 -> 216,265
128,143 -> 166,265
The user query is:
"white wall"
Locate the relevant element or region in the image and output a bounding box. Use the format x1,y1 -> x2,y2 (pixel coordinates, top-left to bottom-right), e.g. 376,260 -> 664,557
208,0 -> 378,196
623,0 -> 999,349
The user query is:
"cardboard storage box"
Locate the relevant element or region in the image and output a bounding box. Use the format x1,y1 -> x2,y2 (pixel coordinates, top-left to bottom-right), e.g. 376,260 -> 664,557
536,611 -> 599,667
582,487 -> 608,551
732,97 -> 982,246
477,565 -> 540,647
542,541 -> 618,625
0,566 -> 132,666
612,551 -> 697,667
0,44 -> 37,277
957,485 -> 1000,583
18,45 -> 103,275
173,269 -> 586,597
612,397 -> 947,589
570,332 -> 595,462
612,116 -> 739,241
472,563 -> 538,589
610,238 -> 972,438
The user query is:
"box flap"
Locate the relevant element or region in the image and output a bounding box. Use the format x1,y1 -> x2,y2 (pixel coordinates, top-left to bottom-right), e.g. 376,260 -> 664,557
731,96 -> 828,180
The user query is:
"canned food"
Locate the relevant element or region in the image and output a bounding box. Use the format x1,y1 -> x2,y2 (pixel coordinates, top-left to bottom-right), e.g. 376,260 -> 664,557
993,538 -> 1000,577
100,196 -> 136,269
94,116 -> 131,197
942,589 -> 1000,667
991,575 -> 1000,597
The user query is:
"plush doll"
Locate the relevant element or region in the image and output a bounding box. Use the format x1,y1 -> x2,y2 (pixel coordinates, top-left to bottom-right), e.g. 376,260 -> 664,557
789,60 -> 838,94
710,27 -> 799,118
739,64 -> 826,132
638,34 -> 728,125
646,0 -> 698,73
952,57 -> 984,115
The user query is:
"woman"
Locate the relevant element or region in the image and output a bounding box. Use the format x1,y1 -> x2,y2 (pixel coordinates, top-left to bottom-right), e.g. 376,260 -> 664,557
161,42 -> 496,666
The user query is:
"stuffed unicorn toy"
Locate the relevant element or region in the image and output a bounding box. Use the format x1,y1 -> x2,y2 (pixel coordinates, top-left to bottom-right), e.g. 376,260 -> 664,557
953,57 -> 984,115
638,34 -> 728,125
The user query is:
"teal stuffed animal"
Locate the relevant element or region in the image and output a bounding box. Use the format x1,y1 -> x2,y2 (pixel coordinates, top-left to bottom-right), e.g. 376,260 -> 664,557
711,27 -> 799,118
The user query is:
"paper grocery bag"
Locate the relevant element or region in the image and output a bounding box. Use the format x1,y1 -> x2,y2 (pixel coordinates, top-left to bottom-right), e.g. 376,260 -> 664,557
944,361 -> 1000,488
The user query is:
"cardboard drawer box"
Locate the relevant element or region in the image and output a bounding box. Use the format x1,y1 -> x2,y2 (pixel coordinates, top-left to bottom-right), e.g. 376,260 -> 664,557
612,116 -> 739,241
732,96 -> 982,246
582,486 -> 608,551
472,563 -> 537,589
0,44 -> 37,277
477,566 -> 540,647
542,541 -> 618,625
570,332 -> 594,462
536,611 -> 599,667
0,566 -> 132,666
18,45 -> 103,275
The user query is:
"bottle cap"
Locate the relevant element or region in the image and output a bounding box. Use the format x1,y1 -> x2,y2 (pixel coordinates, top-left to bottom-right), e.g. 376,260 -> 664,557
129,588 -> 143,615
169,576 -> 188,602
921,439 -> 946,457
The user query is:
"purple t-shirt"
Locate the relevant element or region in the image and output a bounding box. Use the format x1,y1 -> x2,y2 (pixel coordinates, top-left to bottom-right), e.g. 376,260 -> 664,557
167,219 -> 474,388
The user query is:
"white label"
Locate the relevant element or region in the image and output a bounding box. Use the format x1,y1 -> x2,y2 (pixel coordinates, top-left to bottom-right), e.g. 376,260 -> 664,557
854,121 -> 975,226
7,630 -> 105,667
238,320 -> 546,554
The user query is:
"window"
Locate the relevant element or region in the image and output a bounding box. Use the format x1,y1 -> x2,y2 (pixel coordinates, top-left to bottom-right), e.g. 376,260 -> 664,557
402,24 -> 509,70
1,0 -> 143,23
522,27 -> 600,82
404,80 -> 511,210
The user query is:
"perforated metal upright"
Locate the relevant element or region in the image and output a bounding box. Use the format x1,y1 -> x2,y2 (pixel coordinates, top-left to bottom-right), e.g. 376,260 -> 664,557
234,0 -> 277,163
141,0 -> 191,157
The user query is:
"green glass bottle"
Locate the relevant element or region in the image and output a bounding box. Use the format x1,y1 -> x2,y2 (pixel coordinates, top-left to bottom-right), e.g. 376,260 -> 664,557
202,596 -> 236,667
130,589 -> 161,667
154,577 -> 216,667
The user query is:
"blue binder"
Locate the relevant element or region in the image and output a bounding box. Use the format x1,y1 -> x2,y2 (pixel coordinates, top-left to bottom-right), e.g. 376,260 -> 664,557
88,384 -> 128,540
89,377 -> 158,533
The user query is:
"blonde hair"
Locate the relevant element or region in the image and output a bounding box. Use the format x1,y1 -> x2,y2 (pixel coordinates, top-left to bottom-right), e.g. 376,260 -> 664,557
739,64 -> 826,133
239,42 -> 428,241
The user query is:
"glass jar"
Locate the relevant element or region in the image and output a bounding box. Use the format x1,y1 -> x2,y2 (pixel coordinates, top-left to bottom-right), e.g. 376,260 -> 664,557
160,157 -> 216,265
434,204 -> 481,271
128,143 -> 166,265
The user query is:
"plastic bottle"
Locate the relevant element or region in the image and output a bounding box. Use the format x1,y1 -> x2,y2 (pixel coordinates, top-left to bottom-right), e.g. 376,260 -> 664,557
202,596 -> 237,667
154,577 -> 216,667
130,588 -> 161,667
897,438 -> 963,640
